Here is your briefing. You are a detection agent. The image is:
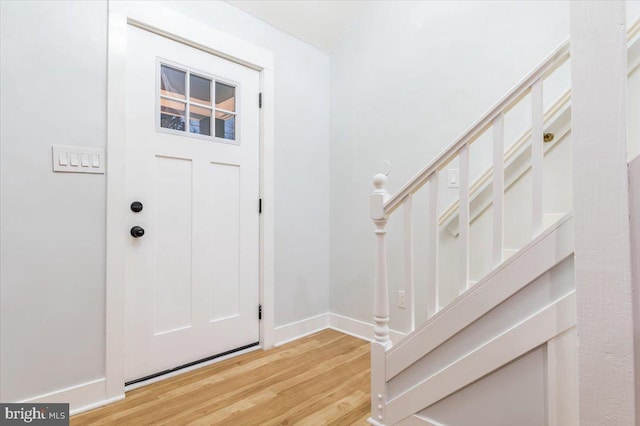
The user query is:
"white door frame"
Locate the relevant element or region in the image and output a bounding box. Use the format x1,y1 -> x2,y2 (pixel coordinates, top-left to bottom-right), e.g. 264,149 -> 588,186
105,1 -> 275,400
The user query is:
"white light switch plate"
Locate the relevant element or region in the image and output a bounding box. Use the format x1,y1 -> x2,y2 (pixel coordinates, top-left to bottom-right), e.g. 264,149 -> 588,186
448,168 -> 460,188
52,145 -> 105,174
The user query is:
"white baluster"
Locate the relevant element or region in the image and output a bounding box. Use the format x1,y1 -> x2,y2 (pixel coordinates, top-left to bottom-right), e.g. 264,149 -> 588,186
370,173 -> 392,348
459,144 -> 470,294
426,172 -> 439,317
531,79 -> 544,237
492,113 -> 505,267
403,195 -> 415,332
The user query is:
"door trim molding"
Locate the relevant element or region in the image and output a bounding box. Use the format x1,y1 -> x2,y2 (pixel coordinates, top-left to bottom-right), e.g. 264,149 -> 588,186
106,1 -> 275,401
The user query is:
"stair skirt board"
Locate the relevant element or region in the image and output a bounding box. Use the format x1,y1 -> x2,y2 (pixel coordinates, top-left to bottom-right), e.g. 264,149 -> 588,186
385,292 -> 576,425
396,415 -> 445,426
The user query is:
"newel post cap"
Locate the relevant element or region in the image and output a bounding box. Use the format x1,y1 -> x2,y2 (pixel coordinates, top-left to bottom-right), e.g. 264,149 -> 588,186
370,172 -> 390,221
372,173 -> 388,190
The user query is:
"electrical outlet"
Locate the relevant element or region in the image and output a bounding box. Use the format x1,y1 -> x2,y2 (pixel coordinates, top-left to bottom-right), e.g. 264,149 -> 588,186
398,290 -> 406,309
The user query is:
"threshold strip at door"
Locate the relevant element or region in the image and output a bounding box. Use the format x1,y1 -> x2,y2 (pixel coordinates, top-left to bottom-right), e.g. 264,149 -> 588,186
125,341 -> 260,387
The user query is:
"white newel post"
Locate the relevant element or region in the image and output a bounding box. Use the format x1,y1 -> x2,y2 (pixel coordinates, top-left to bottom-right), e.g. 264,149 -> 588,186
571,2 -> 636,425
369,172 -> 391,426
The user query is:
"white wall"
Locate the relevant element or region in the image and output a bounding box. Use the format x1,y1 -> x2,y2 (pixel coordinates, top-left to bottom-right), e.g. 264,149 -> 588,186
0,0 -> 108,402
330,0 -> 572,331
0,0 -> 330,403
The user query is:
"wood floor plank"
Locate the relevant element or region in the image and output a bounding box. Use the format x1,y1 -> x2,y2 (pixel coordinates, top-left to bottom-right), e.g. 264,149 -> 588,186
71,330 -> 371,425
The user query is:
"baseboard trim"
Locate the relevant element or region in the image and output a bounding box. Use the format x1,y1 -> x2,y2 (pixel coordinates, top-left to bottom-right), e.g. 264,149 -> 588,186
274,313 -> 329,346
17,377 -> 120,415
274,312 -> 406,347
328,313 -> 406,345
70,394 -> 125,416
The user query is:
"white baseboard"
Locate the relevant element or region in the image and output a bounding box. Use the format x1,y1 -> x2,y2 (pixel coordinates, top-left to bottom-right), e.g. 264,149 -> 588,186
18,377 -> 123,415
274,312 -> 406,347
274,313 -> 329,346
70,394 -> 124,416
328,313 -> 406,345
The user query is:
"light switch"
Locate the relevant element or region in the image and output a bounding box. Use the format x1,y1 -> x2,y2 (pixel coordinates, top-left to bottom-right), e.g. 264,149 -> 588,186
58,152 -> 68,166
448,169 -> 460,188
52,145 -> 105,174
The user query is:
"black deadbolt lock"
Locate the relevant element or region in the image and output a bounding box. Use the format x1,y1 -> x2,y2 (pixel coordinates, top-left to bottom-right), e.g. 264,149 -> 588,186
130,226 -> 145,238
131,201 -> 143,213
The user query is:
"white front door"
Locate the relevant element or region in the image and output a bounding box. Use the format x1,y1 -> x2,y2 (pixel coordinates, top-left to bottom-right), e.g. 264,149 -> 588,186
124,25 -> 261,382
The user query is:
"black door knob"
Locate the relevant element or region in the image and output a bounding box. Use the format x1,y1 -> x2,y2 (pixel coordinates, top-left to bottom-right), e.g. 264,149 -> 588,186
131,201 -> 143,212
130,226 -> 145,238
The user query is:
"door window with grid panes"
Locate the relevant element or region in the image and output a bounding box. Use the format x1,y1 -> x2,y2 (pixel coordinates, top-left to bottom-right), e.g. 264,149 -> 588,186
158,63 -> 238,142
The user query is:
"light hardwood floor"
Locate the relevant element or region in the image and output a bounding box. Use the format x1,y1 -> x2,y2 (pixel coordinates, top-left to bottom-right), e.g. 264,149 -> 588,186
72,330 -> 371,425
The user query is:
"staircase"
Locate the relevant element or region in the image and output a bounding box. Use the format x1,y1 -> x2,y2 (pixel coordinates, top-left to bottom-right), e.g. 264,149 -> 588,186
367,18 -> 640,426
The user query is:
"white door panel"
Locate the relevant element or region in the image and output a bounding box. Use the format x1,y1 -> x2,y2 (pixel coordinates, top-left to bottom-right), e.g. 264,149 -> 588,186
125,25 -> 260,382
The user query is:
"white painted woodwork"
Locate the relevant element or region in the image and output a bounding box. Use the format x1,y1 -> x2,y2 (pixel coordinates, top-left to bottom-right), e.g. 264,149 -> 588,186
547,327 -> 579,426
387,255 -> 574,401
458,145 -> 470,294
106,2 -> 278,403
503,248 -> 518,261
531,78 -> 544,238
105,9 -> 129,401
492,113 -> 505,267
629,157 -> 640,414
570,2 -> 636,424
629,156 -> 640,415
370,173 -> 391,349
444,99 -> 572,238
420,347 -> 547,426
386,291 -> 576,425
368,33 -> 575,379
365,13 -> 640,426
370,343 -> 388,425
426,173 -> 439,318
382,38 -> 570,216
440,26 -> 640,235
396,414 -> 441,426
369,172 -> 392,425
386,213 -> 573,380
124,25 -> 261,381
403,195 -> 415,332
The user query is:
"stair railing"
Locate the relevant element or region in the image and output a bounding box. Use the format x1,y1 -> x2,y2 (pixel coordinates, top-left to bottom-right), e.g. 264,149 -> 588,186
368,17 -> 640,426
370,36 -> 569,335
368,35 -> 573,426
